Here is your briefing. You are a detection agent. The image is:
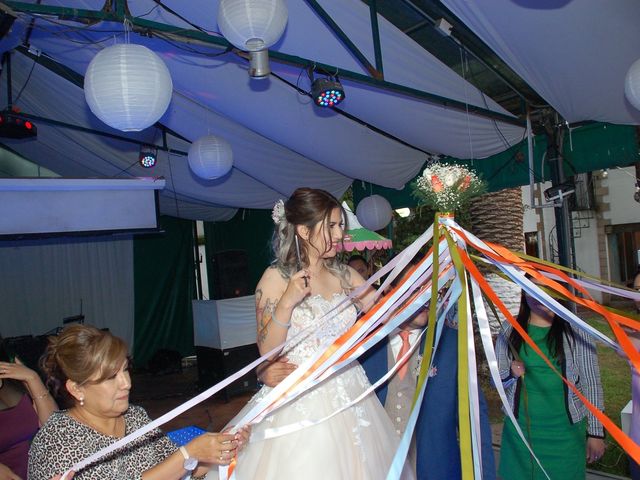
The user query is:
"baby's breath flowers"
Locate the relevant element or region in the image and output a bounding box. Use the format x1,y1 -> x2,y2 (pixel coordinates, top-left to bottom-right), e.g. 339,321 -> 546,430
412,163 -> 486,212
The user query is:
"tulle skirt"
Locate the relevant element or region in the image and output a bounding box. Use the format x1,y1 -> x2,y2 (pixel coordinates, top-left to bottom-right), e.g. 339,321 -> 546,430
207,363 -> 415,480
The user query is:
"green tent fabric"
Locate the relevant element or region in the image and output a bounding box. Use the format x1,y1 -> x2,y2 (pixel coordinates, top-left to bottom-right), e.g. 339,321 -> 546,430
204,209 -> 274,296
133,215 -> 196,367
354,123 -> 639,208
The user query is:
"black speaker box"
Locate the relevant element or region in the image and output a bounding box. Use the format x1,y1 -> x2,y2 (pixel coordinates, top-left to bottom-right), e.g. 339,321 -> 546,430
3,335 -> 48,372
196,344 -> 259,400
148,348 -> 182,375
210,249 -> 250,300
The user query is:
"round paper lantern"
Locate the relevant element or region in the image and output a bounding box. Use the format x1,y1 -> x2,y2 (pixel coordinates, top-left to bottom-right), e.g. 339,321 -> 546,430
625,58 -> 640,111
217,0 -> 288,51
356,195 -> 393,231
188,135 -> 234,180
84,44 -> 173,132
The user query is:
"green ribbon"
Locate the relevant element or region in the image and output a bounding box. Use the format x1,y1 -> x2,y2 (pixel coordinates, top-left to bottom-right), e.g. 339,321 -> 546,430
444,227 -> 474,480
414,213 -> 442,406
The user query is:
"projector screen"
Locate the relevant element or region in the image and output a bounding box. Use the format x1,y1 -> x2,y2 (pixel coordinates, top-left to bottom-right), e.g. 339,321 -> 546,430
0,177 -> 165,237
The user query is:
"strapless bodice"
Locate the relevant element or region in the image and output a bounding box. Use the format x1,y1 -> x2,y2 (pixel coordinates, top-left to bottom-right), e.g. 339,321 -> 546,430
283,293 -> 356,365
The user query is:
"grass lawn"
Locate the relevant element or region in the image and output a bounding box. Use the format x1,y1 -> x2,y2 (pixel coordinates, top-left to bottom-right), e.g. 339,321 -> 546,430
585,315 -> 633,476
482,314 -> 634,477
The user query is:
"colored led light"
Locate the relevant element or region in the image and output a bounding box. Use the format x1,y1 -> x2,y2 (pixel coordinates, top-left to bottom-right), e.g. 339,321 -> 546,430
311,77 -> 345,108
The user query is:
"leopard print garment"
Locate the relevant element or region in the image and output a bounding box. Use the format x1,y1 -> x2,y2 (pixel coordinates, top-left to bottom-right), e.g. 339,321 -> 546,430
28,405 -> 176,480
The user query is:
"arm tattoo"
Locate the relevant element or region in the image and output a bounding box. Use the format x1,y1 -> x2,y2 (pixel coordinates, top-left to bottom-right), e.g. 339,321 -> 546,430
255,288 -> 263,311
257,297 -> 278,346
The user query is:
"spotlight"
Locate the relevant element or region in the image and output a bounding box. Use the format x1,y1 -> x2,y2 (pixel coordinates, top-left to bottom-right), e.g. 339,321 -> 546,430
248,49 -> 270,79
139,145 -> 157,168
311,77 -> 345,108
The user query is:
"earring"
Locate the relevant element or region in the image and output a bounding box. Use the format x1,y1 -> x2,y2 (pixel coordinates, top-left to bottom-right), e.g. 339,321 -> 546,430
79,396 -> 84,406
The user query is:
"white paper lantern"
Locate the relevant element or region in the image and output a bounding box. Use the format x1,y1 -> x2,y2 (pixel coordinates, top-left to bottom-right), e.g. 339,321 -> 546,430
625,59 -> 640,111
356,195 -> 393,231
84,44 -> 173,132
218,0 -> 288,51
188,135 -> 234,180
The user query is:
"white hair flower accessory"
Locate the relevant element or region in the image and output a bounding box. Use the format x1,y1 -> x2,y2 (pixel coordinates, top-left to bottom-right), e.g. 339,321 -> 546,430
271,199 -> 286,225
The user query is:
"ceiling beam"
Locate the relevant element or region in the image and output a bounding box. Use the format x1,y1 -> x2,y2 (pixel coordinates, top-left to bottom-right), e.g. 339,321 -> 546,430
11,48 -> 322,197
304,0 -> 382,79
3,0 -> 525,127
368,1 -> 384,75
400,0 -> 530,106
19,111 -> 189,156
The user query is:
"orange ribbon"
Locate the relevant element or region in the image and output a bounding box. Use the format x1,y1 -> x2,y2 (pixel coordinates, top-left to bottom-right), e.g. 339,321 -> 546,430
449,224 -> 640,376
457,246 -> 640,465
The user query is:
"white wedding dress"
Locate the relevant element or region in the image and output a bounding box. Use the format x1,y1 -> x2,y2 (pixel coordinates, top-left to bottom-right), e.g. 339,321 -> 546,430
207,293 -> 414,480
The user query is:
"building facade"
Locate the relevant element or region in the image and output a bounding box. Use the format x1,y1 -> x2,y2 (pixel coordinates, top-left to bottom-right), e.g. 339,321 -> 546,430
523,166 -> 640,304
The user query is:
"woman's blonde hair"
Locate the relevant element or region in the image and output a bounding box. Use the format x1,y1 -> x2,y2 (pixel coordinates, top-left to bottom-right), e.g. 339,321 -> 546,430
40,324 -> 128,407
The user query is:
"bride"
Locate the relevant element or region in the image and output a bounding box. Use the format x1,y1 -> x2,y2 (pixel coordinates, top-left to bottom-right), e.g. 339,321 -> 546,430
208,187 -> 413,479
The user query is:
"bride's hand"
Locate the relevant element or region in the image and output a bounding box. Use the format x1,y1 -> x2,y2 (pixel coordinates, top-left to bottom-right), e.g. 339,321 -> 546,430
278,270 -> 312,310
257,357 -> 297,387
233,425 -> 251,451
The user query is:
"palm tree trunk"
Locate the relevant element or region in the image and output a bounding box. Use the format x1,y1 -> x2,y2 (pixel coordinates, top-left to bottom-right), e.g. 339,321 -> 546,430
470,187 -> 524,333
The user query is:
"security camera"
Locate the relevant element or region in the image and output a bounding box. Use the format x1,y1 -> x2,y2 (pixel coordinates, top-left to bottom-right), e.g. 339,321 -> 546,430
543,182 -> 575,203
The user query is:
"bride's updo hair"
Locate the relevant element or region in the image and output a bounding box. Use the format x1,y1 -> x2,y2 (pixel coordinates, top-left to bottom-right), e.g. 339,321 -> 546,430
273,187 -> 350,287
40,324 -> 128,407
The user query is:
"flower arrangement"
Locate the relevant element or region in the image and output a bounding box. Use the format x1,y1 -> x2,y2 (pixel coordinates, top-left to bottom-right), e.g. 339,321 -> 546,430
412,163 -> 486,212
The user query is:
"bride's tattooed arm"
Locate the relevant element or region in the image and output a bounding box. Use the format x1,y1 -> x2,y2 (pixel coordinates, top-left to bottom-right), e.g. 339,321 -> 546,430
256,289 -> 278,346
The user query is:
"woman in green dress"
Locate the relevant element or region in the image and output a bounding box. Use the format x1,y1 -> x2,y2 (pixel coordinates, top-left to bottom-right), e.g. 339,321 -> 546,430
496,287 -> 605,479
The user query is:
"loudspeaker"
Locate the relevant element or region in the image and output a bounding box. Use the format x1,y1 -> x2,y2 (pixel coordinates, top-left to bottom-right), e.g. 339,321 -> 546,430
3,335 -> 48,372
210,250 -> 250,300
148,348 -> 182,375
196,344 -> 259,400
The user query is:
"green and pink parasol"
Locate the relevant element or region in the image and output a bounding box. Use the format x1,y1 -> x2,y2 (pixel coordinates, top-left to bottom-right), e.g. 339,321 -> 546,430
337,202 -> 392,252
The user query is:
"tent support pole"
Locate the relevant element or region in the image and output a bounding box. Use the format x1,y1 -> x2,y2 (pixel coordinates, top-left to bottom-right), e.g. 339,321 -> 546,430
543,113 -> 576,314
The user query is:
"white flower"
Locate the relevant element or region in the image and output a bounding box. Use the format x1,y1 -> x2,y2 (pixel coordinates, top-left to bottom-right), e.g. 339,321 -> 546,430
271,199 -> 286,225
443,172 -> 455,187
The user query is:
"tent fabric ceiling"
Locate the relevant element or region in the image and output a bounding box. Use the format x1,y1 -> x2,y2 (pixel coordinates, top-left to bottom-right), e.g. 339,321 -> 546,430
0,0 -> 527,221
442,0 -> 640,125
1,1 -> 637,221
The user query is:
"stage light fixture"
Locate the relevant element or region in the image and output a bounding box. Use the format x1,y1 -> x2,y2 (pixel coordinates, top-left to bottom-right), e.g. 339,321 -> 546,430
0,111 -> 37,139
311,76 -> 345,108
139,145 -> 157,168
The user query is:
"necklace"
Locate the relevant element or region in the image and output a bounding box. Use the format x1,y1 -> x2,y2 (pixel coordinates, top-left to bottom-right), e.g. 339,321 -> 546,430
70,408 -> 126,438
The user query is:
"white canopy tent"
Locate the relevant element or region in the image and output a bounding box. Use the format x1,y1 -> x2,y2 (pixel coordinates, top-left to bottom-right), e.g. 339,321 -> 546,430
0,0 -> 532,221
0,0 -> 638,360
442,0 -> 640,125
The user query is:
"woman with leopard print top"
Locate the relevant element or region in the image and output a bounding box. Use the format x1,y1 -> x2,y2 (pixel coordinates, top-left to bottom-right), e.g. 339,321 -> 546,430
28,325 -> 249,480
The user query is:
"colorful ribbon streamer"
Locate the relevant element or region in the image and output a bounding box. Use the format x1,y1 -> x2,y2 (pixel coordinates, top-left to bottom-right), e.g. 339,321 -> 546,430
63,213 -> 640,480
